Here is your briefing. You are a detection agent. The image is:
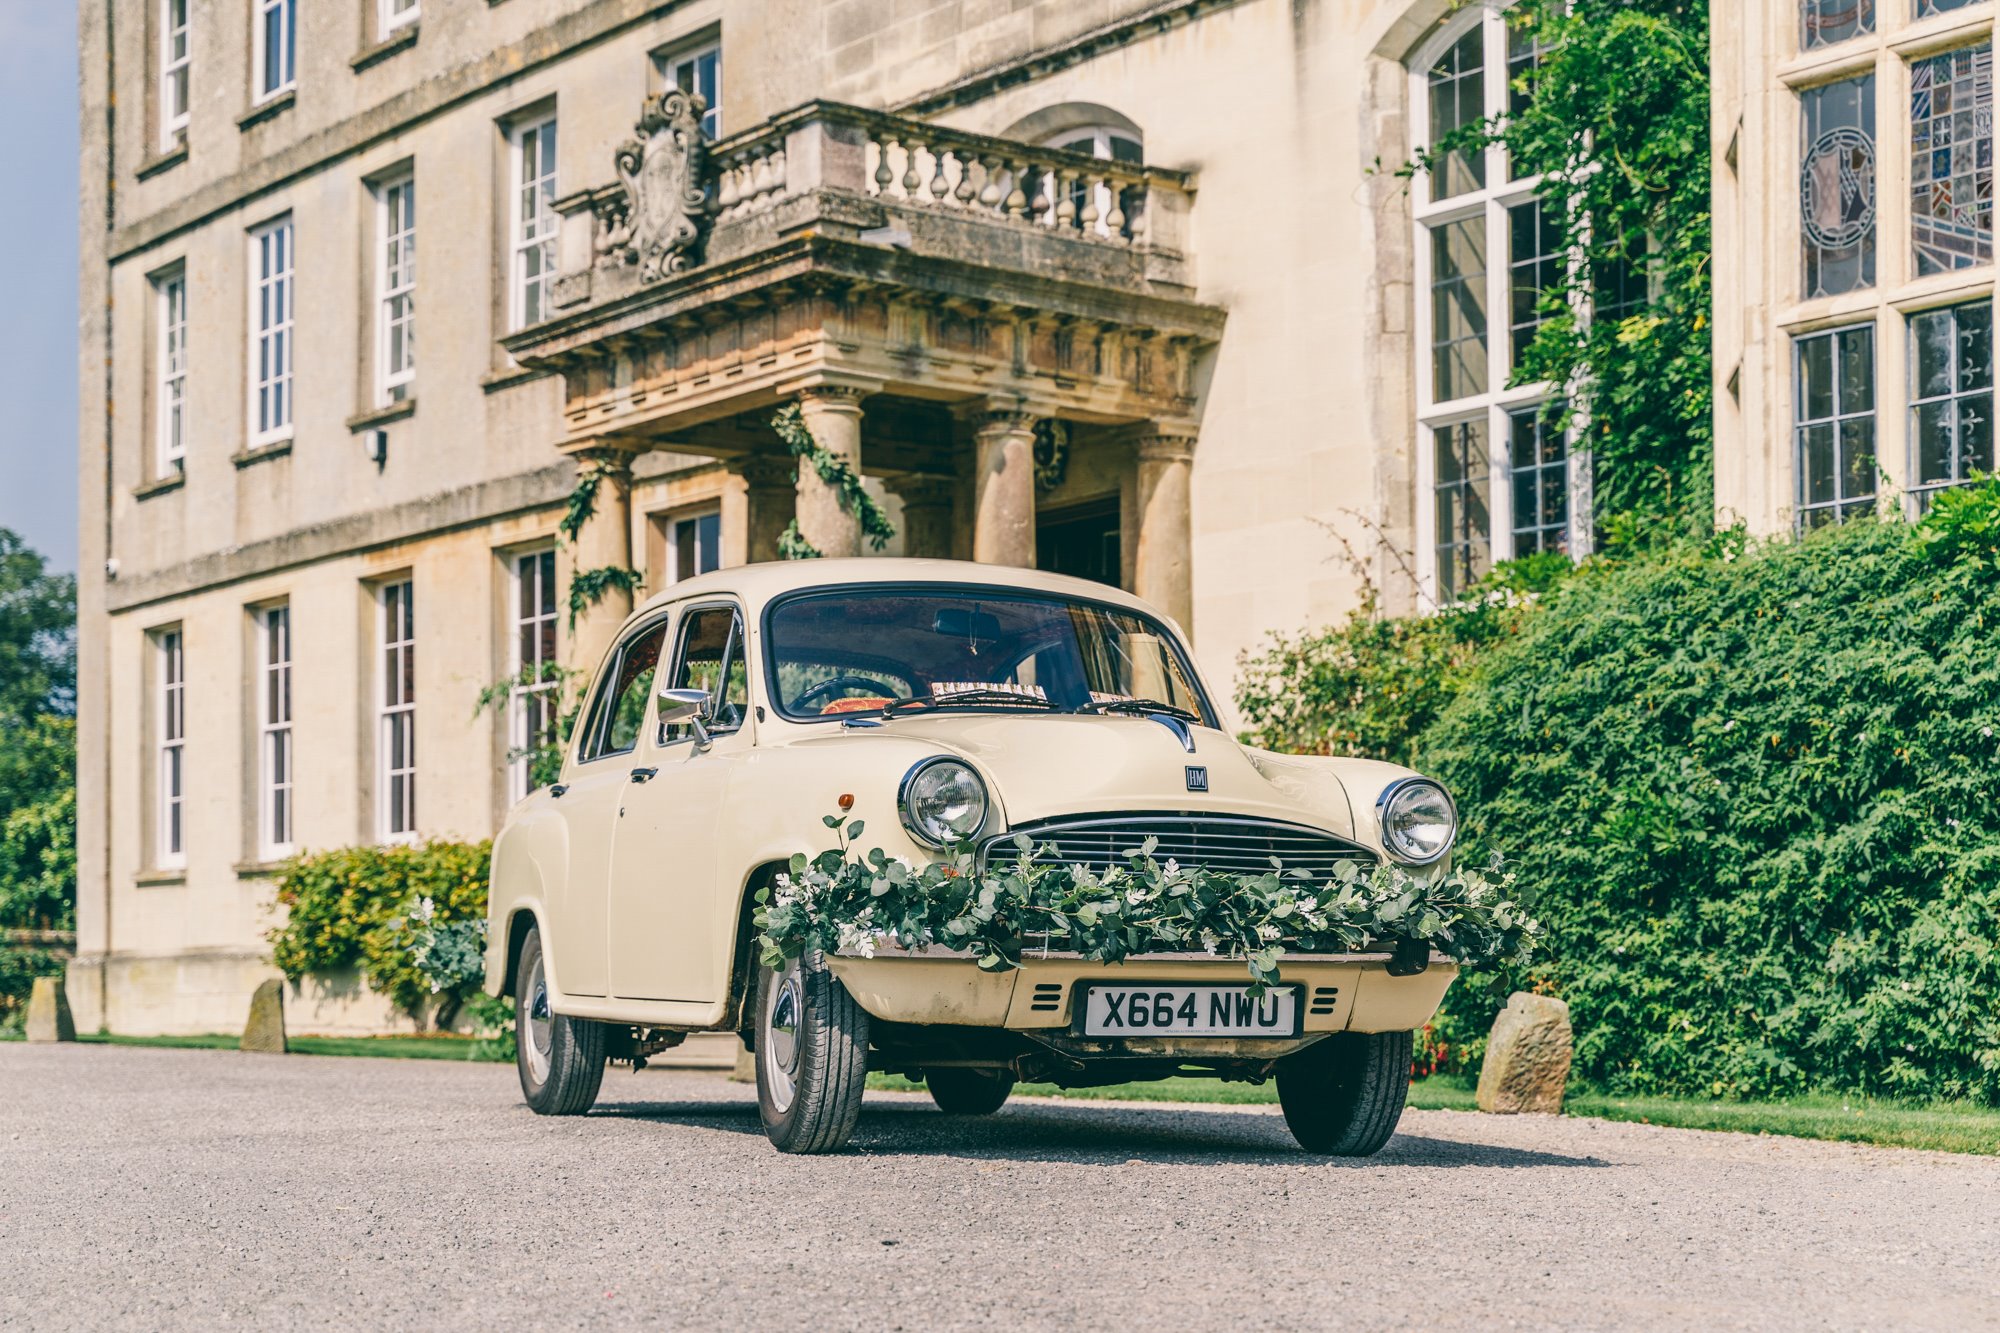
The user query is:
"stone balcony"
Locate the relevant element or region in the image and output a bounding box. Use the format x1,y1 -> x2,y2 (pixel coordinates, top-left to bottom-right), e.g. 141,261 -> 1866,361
503,91 -> 1225,666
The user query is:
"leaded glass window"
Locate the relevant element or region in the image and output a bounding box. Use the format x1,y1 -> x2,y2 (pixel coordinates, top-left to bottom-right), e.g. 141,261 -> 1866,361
1509,201 -> 1560,372
1426,26 -> 1486,200
1431,217 -> 1488,401
1506,15 -> 1551,181
1915,0 -> 1978,18
1909,301 -> 1994,508
1508,404 -> 1569,554
1911,45 -> 1994,276
1800,0 -> 1874,50
1794,326 -> 1877,529
1801,75 -> 1876,298
1435,420 -> 1492,599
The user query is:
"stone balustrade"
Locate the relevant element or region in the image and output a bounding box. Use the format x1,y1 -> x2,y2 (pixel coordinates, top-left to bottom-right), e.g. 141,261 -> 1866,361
551,99 -> 1195,310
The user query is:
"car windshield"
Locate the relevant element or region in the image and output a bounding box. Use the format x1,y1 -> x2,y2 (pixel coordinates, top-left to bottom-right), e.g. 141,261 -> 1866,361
766,587 -> 1211,724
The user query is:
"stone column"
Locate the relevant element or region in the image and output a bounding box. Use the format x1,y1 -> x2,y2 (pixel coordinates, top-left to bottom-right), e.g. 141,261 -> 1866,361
885,476 -> 957,558
723,454 -> 798,566
568,444 -> 640,677
793,384 -> 872,557
971,409 -> 1039,568
1134,428 -> 1197,633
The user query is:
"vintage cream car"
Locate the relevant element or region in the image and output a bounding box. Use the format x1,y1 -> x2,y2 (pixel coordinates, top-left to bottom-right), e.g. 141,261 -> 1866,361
484,558 -> 1462,1155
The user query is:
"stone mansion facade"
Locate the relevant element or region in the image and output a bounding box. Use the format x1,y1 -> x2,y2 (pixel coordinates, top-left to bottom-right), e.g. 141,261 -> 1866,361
74,0 -> 1756,1034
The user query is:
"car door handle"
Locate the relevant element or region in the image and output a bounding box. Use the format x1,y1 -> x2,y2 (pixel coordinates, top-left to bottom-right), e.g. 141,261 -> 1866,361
549,784 -> 569,799
629,767 -> 659,784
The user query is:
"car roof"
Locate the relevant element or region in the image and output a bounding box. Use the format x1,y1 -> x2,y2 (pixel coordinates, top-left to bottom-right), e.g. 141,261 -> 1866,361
631,557 -> 1167,621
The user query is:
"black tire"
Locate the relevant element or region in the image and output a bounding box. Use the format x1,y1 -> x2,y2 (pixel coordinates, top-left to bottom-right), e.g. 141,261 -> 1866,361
755,950 -> 869,1153
1275,1029 -> 1413,1156
925,1068 -> 1015,1115
514,925 -> 607,1116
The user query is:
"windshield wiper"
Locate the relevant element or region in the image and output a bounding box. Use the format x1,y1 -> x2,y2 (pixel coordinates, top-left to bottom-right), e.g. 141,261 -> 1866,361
1075,697 -> 1203,724
882,688 -> 1064,717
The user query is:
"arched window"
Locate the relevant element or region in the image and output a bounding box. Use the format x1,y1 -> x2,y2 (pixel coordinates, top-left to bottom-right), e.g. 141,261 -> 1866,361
1409,4 -> 1579,602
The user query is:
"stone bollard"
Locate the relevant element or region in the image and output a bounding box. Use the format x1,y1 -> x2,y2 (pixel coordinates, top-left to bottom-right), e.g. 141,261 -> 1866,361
25,976 -> 76,1043
1476,991 -> 1573,1114
240,978 -> 288,1054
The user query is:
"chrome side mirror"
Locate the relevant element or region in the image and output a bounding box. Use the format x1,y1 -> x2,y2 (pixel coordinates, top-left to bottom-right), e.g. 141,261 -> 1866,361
657,686 -> 714,750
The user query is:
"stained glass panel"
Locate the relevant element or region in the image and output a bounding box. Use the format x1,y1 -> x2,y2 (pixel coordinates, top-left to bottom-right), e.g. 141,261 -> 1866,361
1908,301 -> 1995,509
1800,0 -> 1874,49
1910,46 -> 1994,277
1800,75 -> 1876,298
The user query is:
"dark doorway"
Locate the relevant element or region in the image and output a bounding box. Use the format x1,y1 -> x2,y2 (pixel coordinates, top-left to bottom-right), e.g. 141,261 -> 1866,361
1036,499 -> 1122,589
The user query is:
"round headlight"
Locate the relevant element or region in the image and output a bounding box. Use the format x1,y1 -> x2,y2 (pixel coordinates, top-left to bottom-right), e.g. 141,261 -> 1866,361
898,758 -> 989,848
1378,778 -> 1457,865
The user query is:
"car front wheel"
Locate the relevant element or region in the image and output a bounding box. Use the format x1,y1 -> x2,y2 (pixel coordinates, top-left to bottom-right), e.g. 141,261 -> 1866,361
514,924 -> 607,1116
755,950 -> 869,1153
1275,1029 -> 1413,1156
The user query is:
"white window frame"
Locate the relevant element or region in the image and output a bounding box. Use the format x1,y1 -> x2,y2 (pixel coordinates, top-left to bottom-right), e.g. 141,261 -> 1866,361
252,0 -> 296,103
1409,5 -> 1586,602
155,269 -> 188,475
656,41 -> 722,139
666,508 -> 722,584
258,604 -> 294,860
509,114 -> 559,332
156,628 -> 186,870
249,216 -> 294,447
381,0 -> 420,37
159,0 -> 190,147
378,579 -> 417,842
508,548 -> 561,801
375,173 -> 416,406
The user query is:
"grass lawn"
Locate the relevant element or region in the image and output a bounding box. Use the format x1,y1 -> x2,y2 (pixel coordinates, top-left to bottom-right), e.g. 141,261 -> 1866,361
72,1031 -> 501,1061
870,1072 -> 2000,1155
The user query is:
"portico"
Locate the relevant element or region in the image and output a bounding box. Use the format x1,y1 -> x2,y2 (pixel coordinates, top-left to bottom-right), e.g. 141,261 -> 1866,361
502,92 -> 1226,667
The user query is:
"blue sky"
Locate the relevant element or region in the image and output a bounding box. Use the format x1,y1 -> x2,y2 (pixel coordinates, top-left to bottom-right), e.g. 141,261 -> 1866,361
0,6 -> 80,572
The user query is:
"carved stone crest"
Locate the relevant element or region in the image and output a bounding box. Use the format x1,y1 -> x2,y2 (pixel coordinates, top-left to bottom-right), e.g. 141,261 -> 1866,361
602,89 -> 710,282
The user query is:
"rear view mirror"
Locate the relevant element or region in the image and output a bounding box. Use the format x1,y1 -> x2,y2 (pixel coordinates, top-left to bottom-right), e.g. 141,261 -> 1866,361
932,608 -> 1003,641
657,685 -> 714,750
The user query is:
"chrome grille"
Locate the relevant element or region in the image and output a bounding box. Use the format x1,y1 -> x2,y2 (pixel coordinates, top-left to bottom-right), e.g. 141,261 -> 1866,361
983,814 -> 1374,878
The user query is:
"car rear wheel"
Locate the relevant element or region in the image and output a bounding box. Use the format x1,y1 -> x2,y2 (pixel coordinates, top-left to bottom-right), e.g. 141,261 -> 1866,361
755,950 -> 869,1153
1275,1029 -> 1413,1156
924,1068 -> 1015,1115
514,924 -> 607,1116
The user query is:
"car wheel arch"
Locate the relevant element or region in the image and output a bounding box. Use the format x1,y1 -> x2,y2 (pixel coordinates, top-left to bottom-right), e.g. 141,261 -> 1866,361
722,859 -> 796,1035
499,907 -> 544,1001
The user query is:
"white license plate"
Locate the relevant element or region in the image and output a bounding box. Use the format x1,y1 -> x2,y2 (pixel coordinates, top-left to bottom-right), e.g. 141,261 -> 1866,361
1080,985 -> 1300,1037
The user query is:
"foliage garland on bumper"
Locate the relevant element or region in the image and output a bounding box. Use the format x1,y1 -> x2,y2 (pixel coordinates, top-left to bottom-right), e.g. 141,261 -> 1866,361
754,815 -> 1538,992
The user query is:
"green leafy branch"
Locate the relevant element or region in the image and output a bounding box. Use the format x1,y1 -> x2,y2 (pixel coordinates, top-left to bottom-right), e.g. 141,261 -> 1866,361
754,814 -> 1538,994
558,471 -> 601,545
567,566 -> 644,629
471,660 -> 584,790
770,403 -> 896,558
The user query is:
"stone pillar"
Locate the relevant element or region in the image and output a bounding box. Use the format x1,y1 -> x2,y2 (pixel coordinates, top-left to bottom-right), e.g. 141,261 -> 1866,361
723,454 -> 798,566
885,476 -> 957,558
1134,428 -> 1197,632
568,444 -> 640,677
793,384 -> 872,557
971,409 -> 1039,568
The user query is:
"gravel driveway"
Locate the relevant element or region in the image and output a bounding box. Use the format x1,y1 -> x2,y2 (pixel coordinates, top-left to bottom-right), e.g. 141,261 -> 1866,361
2,1044 -> 1995,1331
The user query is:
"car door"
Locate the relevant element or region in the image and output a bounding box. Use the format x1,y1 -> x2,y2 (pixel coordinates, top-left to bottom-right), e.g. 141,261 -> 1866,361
551,612 -> 672,998
606,601 -> 752,1004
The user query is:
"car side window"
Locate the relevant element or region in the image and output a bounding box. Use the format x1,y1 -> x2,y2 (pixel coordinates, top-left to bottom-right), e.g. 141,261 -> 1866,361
577,618 -> 670,762
662,605 -> 748,743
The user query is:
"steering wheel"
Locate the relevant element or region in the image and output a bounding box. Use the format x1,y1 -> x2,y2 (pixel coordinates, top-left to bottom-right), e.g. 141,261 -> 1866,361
795,674 -> 901,710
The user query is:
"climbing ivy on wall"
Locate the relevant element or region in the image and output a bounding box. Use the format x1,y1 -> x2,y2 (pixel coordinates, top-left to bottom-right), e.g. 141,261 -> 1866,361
1407,0 -> 1713,542
769,403 -> 896,558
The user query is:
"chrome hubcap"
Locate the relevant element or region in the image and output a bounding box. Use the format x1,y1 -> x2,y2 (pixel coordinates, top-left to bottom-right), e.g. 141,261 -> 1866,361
762,956 -> 804,1114
523,954 -> 554,1085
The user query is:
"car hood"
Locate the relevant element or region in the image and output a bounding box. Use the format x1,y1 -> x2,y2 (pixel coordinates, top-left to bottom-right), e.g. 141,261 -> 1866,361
796,712 -> 1360,840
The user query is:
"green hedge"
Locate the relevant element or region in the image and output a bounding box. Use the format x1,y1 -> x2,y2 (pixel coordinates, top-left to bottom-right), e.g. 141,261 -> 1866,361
268,841 -> 492,1028
1239,486 -> 2000,1104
